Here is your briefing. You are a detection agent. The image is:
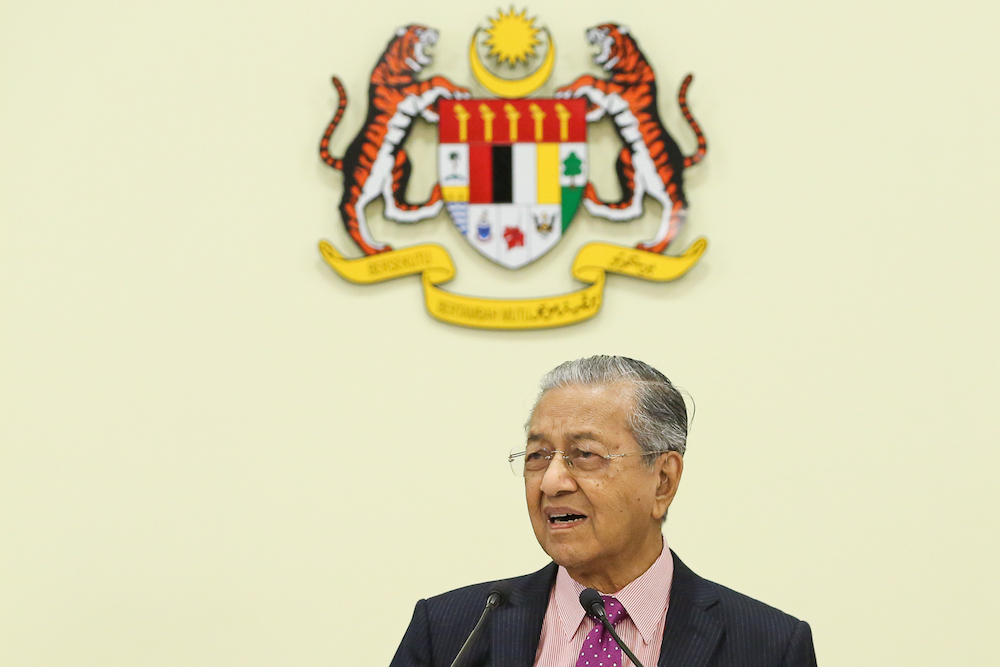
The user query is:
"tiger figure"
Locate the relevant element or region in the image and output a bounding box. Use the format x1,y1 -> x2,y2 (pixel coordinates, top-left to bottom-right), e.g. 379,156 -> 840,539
556,24 -> 707,254
320,25 -> 470,255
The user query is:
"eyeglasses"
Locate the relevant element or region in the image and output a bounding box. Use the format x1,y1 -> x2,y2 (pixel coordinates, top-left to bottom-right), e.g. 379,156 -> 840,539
508,442 -> 659,477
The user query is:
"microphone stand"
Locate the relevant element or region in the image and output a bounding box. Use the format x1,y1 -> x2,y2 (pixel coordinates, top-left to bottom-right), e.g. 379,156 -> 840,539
449,589 -> 505,667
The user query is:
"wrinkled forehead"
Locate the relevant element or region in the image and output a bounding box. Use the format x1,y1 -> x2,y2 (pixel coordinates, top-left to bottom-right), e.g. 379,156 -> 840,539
526,380 -> 637,430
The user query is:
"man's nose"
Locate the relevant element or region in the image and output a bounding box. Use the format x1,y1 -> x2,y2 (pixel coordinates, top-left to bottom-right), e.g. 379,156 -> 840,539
539,453 -> 576,496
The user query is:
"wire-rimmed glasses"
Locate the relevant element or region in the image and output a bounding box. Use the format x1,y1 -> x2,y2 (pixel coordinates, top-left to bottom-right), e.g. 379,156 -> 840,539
508,442 -> 656,477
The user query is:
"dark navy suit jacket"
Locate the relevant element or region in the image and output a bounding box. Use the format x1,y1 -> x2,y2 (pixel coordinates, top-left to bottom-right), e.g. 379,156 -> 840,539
389,551 -> 817,667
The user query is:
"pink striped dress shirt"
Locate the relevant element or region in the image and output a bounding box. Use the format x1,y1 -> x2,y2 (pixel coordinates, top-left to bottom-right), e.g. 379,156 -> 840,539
533,539 -> 674,667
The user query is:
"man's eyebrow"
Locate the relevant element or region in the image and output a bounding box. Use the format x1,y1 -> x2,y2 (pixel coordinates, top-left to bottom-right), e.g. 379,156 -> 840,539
526,431 -> 603,444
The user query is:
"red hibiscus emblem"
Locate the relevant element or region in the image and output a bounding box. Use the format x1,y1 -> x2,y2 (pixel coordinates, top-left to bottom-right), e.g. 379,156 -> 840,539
503,226 -> 525,249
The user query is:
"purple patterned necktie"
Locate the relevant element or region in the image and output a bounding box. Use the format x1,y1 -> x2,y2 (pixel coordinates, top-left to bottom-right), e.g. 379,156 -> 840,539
576,595 -> 629,667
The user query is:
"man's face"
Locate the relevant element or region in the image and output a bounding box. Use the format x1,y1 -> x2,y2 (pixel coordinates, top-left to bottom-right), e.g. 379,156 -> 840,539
525,382 -> 677,584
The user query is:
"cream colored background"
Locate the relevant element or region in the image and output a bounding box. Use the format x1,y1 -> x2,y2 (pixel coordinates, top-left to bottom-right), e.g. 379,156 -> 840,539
1,0 -> 998,664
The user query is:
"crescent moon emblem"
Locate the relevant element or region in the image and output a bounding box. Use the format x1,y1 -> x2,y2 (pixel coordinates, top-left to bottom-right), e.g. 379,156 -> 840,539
469,28 -> 555,99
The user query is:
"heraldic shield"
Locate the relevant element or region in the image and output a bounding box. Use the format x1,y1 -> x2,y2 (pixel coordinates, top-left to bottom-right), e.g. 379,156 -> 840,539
438,98 -> 588,269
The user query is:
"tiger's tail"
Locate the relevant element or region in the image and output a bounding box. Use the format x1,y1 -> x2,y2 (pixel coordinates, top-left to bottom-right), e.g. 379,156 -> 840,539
319,76 -> 348,171
678,74 -> 707,169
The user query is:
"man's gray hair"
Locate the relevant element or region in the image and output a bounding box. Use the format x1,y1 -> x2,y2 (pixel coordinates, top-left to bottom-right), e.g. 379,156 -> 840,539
533,355 -> 688,458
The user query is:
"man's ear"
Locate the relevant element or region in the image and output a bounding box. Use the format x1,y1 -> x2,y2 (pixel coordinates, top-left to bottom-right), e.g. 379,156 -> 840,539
652,451 -> 683,520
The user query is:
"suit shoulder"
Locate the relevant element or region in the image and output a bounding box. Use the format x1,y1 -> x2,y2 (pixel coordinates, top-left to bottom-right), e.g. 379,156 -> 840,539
421,563 -> 555,619
391,565 -> 557,667
421,579 -> 499,616
670,552 -> 815,662
672,552 -> 806,629
705,578 -> 806,630
701,579 -> 815,663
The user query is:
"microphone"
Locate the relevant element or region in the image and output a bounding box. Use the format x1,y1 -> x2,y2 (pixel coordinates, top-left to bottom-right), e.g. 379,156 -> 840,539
579,588 -> 645,667
449,585 -> 509,667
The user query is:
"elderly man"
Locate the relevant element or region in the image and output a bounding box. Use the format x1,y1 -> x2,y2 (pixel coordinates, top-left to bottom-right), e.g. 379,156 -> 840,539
390,356 -> 817,666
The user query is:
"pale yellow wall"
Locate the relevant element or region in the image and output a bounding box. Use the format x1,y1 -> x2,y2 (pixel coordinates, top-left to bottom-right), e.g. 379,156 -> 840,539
2,0 -> 999,664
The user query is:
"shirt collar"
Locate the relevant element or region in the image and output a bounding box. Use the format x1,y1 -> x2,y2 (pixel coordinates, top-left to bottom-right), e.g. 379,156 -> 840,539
552,536 -> 674,646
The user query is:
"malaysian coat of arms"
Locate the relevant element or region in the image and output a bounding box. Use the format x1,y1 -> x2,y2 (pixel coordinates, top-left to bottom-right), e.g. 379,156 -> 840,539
317,9 -> 709,330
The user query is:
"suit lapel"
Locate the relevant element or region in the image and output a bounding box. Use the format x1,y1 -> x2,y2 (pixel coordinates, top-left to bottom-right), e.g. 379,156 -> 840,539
490,562 -> 557,667
657,552 -> 723,667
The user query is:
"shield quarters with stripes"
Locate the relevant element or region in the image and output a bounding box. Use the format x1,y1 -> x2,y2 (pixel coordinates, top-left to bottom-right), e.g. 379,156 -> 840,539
437,98 -> 588,269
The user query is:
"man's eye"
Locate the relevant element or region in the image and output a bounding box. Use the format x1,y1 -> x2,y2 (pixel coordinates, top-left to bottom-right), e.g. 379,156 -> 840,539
526,449 -> 548,461
572,444 -> 603,458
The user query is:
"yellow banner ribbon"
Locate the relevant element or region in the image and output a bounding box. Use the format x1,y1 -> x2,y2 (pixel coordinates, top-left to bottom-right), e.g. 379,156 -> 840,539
318,238 -> 707,330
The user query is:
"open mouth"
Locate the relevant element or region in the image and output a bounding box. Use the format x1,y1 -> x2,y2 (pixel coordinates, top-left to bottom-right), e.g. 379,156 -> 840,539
586,29 -> 612,65
418,31 -> 438,64
409,30 -> 437,69
549,513 -> 587,525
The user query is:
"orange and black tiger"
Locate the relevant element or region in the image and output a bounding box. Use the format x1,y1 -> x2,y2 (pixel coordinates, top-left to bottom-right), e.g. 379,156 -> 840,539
319,25 -> 469,255
556,24 -> 707,254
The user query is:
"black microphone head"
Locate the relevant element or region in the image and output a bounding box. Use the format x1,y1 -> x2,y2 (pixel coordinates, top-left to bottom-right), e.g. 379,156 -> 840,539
486,582 -> 512,608
579,588 -> 607,620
